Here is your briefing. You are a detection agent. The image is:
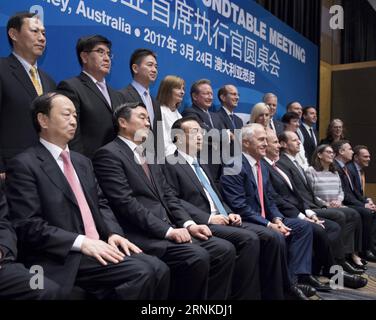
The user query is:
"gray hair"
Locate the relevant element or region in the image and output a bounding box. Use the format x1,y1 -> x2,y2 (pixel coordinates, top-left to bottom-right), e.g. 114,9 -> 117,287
242,123 -> 265,141
262,92 -> 277,102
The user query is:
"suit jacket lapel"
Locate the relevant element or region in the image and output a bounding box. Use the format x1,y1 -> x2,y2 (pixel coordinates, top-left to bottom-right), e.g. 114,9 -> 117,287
242,156 -> 261,206
114,138 -> 159,197
9,54 -> 38,98
79,72 -> 112,112
37,144 -> 79,207
178,156 -> 209,201
219,108 -> 234,130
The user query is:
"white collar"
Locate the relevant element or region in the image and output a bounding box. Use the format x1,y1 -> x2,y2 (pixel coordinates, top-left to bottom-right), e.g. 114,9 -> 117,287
39,138 -> 68,160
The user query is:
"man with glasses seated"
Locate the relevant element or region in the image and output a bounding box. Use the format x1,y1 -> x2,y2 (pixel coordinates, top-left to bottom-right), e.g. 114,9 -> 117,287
57,35 -> 126,158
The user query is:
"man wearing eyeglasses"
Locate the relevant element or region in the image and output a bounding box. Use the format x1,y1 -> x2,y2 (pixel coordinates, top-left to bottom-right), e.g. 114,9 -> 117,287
57,35 -> 126,158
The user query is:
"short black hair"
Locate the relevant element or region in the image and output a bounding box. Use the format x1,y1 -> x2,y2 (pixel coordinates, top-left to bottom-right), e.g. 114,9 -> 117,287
302,106 -> 316,116
281,112 -> 300,124
7,12 -> 37,47
217,85 -> 228,103
113,101 -> 146,132
76,35 -> 111,67
332,139 -> 351,156
171,116 -> 201,143
129,48 -> 157,78
31,92 -> 61,133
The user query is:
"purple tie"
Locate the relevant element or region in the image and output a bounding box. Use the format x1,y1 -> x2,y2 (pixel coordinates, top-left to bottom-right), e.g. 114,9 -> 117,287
97,81 -> 112,108
60,151 -> 99,239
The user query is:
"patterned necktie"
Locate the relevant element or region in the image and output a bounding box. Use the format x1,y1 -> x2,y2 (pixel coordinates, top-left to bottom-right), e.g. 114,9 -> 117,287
229,113 -> 236,129
192,160 -> 228,217
60,151 -> 99,239
206,111 -> 214,129
256,161 -> 266,218
135,145 -> 151,179
29,66 -> 43,96
96,81 -> 112,108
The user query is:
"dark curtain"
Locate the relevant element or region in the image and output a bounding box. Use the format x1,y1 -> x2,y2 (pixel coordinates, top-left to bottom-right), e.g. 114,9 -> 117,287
255,0 -> 321,45
341,0 -> 376,63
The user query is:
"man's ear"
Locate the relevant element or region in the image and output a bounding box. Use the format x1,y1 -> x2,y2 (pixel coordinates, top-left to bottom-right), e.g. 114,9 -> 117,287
8,28 -> 18,44
37,113 -> 48,130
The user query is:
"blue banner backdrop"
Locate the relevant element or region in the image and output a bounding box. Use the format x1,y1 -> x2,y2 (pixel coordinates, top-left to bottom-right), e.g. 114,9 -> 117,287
0,0 -> 318,121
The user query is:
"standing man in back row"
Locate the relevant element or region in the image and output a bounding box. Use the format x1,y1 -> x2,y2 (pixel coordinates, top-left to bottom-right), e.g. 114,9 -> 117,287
0,12 -> 56,179
119,48 -> 163,160
58,35 -> 126,159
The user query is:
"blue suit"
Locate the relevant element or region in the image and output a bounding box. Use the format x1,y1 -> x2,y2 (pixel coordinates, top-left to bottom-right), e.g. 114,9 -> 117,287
221,155 -> 313,283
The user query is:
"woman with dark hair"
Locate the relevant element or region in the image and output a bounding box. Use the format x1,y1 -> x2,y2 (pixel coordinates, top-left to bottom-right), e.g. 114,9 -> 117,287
319,119 -> 345,145
156,75 -> 185,156
306,144 -> 365,269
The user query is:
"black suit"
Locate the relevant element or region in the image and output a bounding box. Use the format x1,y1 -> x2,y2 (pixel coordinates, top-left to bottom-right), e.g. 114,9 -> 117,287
5,143 -> 169,299
263,159 -> 340,273
277,153 -> 362,256
346,161 -> 366,198
216,107 -> 243,131
300,124 -> 318,164
334,160 -> 375,252
0,54 -> 56,171
163,152 -> 261,299
270,118 -> 284,136
93,137 -> 235,300
0,188 -> 60,299
57,72 -> 126,159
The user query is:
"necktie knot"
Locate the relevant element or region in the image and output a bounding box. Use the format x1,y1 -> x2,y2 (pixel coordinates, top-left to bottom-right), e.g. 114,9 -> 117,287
60,150 -> 70,163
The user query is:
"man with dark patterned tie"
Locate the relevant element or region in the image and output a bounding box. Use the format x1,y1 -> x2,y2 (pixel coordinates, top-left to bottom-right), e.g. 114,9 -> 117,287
5,93 -> 170,299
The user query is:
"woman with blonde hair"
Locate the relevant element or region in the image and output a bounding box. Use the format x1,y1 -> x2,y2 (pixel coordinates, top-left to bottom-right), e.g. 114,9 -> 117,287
157,75 -> 185,156
249,102 -> 270,128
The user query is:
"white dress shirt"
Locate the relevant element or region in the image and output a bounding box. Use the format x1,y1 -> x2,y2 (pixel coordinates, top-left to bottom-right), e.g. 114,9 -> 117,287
39,138 -> 85,251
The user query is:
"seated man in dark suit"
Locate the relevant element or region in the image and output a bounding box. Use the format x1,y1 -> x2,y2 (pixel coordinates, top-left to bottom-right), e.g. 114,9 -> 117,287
93,102 -> 235,300
277,133 -> 364,275
5,93 -> 169,300
347,145 -> 376,210
221,123 -> 316,300
264,129 -> 366,289
333,141 -> 376,263
57,35 -> 126,158
0,188 -> 60,299
0,12 -> 56,178
163,117 -> 293,300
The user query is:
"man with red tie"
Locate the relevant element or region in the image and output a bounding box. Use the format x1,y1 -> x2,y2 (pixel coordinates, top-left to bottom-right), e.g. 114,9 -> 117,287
5,93 -> 170,299
221,123 -> 316,300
